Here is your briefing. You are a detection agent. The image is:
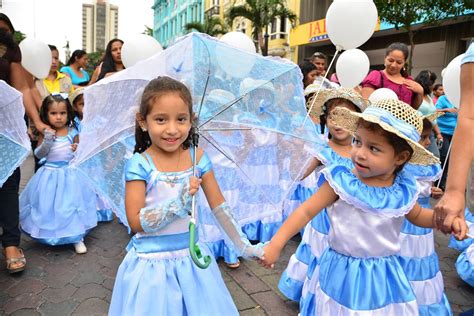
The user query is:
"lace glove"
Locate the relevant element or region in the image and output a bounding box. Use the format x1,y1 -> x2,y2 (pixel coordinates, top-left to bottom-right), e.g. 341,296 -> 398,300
139,179 -> 192,233
33,129 -> 56,159
212,202 -> 264,259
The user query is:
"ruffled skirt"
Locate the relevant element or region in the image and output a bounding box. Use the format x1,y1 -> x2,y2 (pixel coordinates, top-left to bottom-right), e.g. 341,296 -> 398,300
278,209 -> 330,301
109,238 -> 238,316
399,213 -> 452,315
19,165 -> 98,245
300,248 -> 418,315
456,243 -> 474,287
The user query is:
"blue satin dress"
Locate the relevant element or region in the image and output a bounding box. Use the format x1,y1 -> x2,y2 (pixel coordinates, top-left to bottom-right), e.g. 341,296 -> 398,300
450,208 -> 474,287
279,143 -> 353,302
19,128 -> 98,245
300,165 -> 419,315
108,150 -> 238,316
398,164 -> 452,315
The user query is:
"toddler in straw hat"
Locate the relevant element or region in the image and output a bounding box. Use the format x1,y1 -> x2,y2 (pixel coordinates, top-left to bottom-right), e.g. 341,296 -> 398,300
279,87 -> 367,302
260,99 -> 467,315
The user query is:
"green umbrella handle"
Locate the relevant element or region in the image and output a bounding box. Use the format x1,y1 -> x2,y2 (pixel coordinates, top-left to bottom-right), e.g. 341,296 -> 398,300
189,220 -> 211,269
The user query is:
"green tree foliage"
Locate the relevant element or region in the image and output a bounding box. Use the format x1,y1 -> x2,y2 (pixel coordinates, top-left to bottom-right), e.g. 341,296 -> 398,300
143,25 -> 154,37
374,0 -> 473,73
225,0 -> 297,56
13,30 -> 26,44
185,16 -> 229,37
85,50 -> 104,76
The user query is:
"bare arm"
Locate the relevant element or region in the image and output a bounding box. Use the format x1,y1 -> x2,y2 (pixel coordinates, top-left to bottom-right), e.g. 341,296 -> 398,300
125,180 -> 146,232
405,203 -> 434,228
360,86 -> 375,100
261,182 -> 338,267
434,61 -> 474,232
10,62 -> 49,133
301,157 -> 321,180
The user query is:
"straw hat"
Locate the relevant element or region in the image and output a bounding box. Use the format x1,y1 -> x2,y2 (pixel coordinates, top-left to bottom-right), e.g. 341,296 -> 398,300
304,83 -> 330,118
69,87 -> 85,105
330,99 -> 440,165
423,111 -> 444,123
306,87 -> 368,118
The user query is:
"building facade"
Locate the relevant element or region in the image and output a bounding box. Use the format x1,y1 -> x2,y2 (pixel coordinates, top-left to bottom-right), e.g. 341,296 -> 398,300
291,0 -> 473,78
82,0 -> 118,53
153,0 -> 204,48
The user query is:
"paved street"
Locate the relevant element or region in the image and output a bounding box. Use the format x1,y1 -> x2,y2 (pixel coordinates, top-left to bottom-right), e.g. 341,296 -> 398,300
0,155 -> 472,315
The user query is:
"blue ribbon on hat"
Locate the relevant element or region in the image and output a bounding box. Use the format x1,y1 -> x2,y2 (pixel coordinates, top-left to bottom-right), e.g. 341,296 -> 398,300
363,107 -> 420,142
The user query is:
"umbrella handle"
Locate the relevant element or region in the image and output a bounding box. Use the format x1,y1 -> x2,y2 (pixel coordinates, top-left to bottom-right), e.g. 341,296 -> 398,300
189,221 -> 211,269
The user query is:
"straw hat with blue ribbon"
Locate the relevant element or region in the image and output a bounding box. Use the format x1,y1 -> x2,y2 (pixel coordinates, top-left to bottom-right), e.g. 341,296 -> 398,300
306,86 -> 368,118
330,99 -> 440,165
69,87 -> 84,105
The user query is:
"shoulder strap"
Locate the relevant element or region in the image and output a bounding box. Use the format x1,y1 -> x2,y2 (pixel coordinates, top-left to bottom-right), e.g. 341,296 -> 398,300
142,152 -> 157,171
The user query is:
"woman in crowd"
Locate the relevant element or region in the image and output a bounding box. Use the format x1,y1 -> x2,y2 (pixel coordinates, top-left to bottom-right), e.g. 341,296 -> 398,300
60,49 -> 90,87
361,42 -> 424,109
95,38 -> 125,82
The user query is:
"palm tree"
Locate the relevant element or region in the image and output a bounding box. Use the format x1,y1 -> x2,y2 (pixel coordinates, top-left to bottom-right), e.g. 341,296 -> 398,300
226,0 -> 297,56
185,16 -> 229,37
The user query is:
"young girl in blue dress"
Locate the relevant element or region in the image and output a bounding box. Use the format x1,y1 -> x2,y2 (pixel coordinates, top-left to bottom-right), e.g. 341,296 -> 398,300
108,77 -> 263,315
279,87 -> 367,302
399,117 -> 452,315
260,99 -> 467,315
20,95 -> 98,254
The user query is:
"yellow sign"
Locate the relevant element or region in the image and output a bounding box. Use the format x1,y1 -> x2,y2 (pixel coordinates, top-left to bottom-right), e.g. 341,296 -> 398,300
290,18 -> 381,47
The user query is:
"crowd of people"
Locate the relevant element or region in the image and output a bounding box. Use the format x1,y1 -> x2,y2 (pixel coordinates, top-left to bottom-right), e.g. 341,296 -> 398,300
1,10 -> 473,315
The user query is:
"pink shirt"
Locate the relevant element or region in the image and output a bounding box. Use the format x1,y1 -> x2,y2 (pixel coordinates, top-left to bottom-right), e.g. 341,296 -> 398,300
362,70 -> 415,106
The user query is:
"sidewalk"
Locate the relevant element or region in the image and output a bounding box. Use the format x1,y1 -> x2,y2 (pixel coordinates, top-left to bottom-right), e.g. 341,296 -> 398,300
0,155 -> 472,315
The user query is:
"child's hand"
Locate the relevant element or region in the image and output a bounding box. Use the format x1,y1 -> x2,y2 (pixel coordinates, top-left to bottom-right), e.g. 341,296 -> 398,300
71,143 -> 78,152
431,186 -> 443,199
188,176 -> 202,196
258,242 -> 280,269
451,217 -> 468,241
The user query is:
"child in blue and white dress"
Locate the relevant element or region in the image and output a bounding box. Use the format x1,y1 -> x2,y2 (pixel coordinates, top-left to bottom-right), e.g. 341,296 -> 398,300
109,77 -> 263,315
399,117 -> 452,315
449,208 -> 474,287
20,95 -> 98,254
279,87 -> 367,301
260,99 -> 467,315
70,88 -> 114,223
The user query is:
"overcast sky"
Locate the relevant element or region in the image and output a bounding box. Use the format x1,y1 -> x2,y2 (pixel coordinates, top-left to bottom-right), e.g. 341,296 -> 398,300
1,0 -> 154,62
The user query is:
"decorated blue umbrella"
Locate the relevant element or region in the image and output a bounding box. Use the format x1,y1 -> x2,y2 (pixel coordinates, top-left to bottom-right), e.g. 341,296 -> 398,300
71,33 -> 322,267
0,81 -> 31,187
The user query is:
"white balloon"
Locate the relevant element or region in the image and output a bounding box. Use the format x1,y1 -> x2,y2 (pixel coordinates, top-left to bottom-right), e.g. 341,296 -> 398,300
443,53 -> 465,109
121,34 -> 163,68
326,0 -> 378,50
336,49 -> 370,88
19,38 -> 52,79
368,88 -> 398,103
216,32 -> 256,78
220,32 -> 256,54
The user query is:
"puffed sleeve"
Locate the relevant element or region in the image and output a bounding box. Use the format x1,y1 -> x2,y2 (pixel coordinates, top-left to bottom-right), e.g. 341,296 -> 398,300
197,151 -> 213,176
125,153 -> 152,182
361,70 -> 382,89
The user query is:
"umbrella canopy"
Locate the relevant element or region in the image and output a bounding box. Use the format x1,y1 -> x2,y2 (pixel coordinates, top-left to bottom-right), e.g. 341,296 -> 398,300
71,33 -> 321,230
0,81 -> 31,187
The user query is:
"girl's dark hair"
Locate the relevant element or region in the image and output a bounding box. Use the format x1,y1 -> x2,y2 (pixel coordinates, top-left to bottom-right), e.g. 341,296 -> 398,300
48,44 -> 58,52
298,60 -> 317,86
39,94 -> 76,129
415,70 -> 437,96
67,49 -> 87,66
98,38 -> 124,81
320,98 -> 362,135
422,118 -> 433,133
433,83 -> 443,91
0,13 -> 15,33
134,76 -> 194,153
385,42 -> 409,78
358,119 -> 413,173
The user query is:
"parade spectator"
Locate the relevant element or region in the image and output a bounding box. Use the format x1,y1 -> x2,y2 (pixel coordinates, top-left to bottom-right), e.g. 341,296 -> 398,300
299,60 -> 318,88
0,13 -> 49,274
435,42 -> 474,232
433,83 -> 444,104
60,49 -> 90,87
310,52 -> 327,76
95,38 -> 125,82
35,45 -> 74,99
361,42 -> 424,109
435,95 -> 458,190
415,70 -> 443,157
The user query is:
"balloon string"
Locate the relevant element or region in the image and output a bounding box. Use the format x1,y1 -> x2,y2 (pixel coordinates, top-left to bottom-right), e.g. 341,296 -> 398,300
303,49 -> 340,126
436,139 -> 453,188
